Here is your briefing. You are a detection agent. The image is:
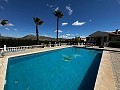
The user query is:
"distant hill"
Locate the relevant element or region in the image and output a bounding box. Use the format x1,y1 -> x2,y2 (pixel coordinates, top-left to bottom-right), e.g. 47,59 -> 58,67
0,34 -> 66,41
21,35 -> 36,40
21,34 -> 56,41
0,35 -> 16,39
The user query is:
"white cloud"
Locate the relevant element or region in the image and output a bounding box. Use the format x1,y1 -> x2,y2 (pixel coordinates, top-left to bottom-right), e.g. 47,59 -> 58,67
13,29 -> 17,31
43,34 -> 49,37
46,4 -> 53,8
105,31 -> 113,32
5,28 -> 10,30
49,5 -> 53,8
98,30 -> 120,32
29,33 -> 34,35
47,4 -> 60,12
4,0 -> 8,3
62,23 -> 68,26
46,4 -> 49,6
0,0 -> 8,10
62,35 -> 68,38
6,23 -> 14,26
41,33 -> 52,37
54,7 -> 59,11
117,0 -> 120,3
61,33 -> 75,39
89,19 -> 92,22
66,5 -> 73,15
72,21 -> 86,26
0,0 -> 8,3
66,34 -> 71,36
67,31 -> 70,33
80,35 -> 87,38
55,30 -> 63,33
104,30 -> 120,32
67,34 -> 74,37
0,22 -> 14,26
0,5 -> 4,10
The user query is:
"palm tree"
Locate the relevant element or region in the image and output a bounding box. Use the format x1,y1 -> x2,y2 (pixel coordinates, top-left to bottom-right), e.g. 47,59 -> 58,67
54,10 -> 63,43
0,20 -> 8,26
33,17 -> 44,45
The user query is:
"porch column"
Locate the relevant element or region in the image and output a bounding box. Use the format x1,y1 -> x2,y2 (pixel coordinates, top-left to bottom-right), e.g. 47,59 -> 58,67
4,45 -> 7,51
100,37 -> 104,48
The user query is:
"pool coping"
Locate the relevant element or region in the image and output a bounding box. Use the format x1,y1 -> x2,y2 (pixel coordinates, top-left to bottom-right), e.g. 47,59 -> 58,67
75,46 -> 117,89
0,45 -> 118,90
94,50 -> 116,90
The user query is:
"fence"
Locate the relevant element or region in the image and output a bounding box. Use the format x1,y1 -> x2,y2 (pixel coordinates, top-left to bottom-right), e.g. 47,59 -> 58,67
0,43 -> 68,52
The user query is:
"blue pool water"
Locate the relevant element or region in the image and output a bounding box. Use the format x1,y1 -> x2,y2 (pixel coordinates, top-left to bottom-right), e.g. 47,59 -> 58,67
5,47 -> 102,90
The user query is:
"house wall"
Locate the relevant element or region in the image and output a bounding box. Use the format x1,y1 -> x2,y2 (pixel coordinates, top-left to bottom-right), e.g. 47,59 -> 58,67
86,37 -> 96,43
86,35 -> 109,46
110,36 -> 120,41
86,31 -> 120,46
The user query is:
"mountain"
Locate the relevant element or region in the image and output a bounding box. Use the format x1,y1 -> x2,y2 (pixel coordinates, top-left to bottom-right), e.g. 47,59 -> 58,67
21,34 -> 56,41
0,34 -> 66,41
0,35 -> 16,39
21,35 -> 36,40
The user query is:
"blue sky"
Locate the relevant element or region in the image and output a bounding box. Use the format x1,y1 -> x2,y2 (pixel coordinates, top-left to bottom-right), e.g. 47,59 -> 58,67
0,0 -> 120,38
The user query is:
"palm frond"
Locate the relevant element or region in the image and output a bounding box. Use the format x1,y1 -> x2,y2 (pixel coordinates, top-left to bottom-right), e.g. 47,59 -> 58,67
33,17 -> 40,23
54,10 -> 64,18
33,17 -> 36,23
1,20 -> 8,26
39,21 -> 44,25
33,17 -> 44,25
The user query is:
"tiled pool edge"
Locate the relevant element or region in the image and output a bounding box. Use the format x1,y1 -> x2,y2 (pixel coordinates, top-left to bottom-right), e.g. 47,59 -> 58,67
0,57 -> 8,90
0,46 -> 71,90
75,46 -> 116,89
94,51 -> 116,90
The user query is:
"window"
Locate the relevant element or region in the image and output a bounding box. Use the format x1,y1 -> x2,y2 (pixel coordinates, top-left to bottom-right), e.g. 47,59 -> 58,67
87,37 -> 89,40
104,36 -> 107,42
109,37 -> 111,41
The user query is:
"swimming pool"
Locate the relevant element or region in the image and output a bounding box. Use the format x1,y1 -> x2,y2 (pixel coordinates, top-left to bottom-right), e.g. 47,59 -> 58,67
4,47 -> 103,90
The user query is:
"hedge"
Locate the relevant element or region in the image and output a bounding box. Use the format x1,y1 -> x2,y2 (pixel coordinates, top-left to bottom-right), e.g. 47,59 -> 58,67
108,41 -> 120,48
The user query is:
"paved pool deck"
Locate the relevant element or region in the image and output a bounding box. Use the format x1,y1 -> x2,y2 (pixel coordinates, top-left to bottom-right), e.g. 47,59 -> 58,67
83,46 -> 120,90
0,45 -> 120,90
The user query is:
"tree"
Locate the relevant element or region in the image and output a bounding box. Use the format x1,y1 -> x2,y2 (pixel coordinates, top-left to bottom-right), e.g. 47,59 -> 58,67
0,20 -> 8,26
75,36 -> 81,42
54,10 -> 63,43
33,17 -> 44,45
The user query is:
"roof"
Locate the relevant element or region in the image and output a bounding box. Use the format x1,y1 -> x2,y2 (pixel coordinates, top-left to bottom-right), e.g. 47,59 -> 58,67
88,31 -> 120,37
88,31 -> 109,37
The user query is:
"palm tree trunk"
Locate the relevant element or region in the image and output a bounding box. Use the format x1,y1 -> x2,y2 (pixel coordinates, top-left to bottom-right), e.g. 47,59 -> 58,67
56,17 -> 59,43
36,25 -> 39,45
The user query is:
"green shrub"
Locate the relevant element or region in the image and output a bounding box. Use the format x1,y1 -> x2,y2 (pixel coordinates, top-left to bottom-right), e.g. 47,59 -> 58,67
0,39 -> 36,48
108,41 -> 120,48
